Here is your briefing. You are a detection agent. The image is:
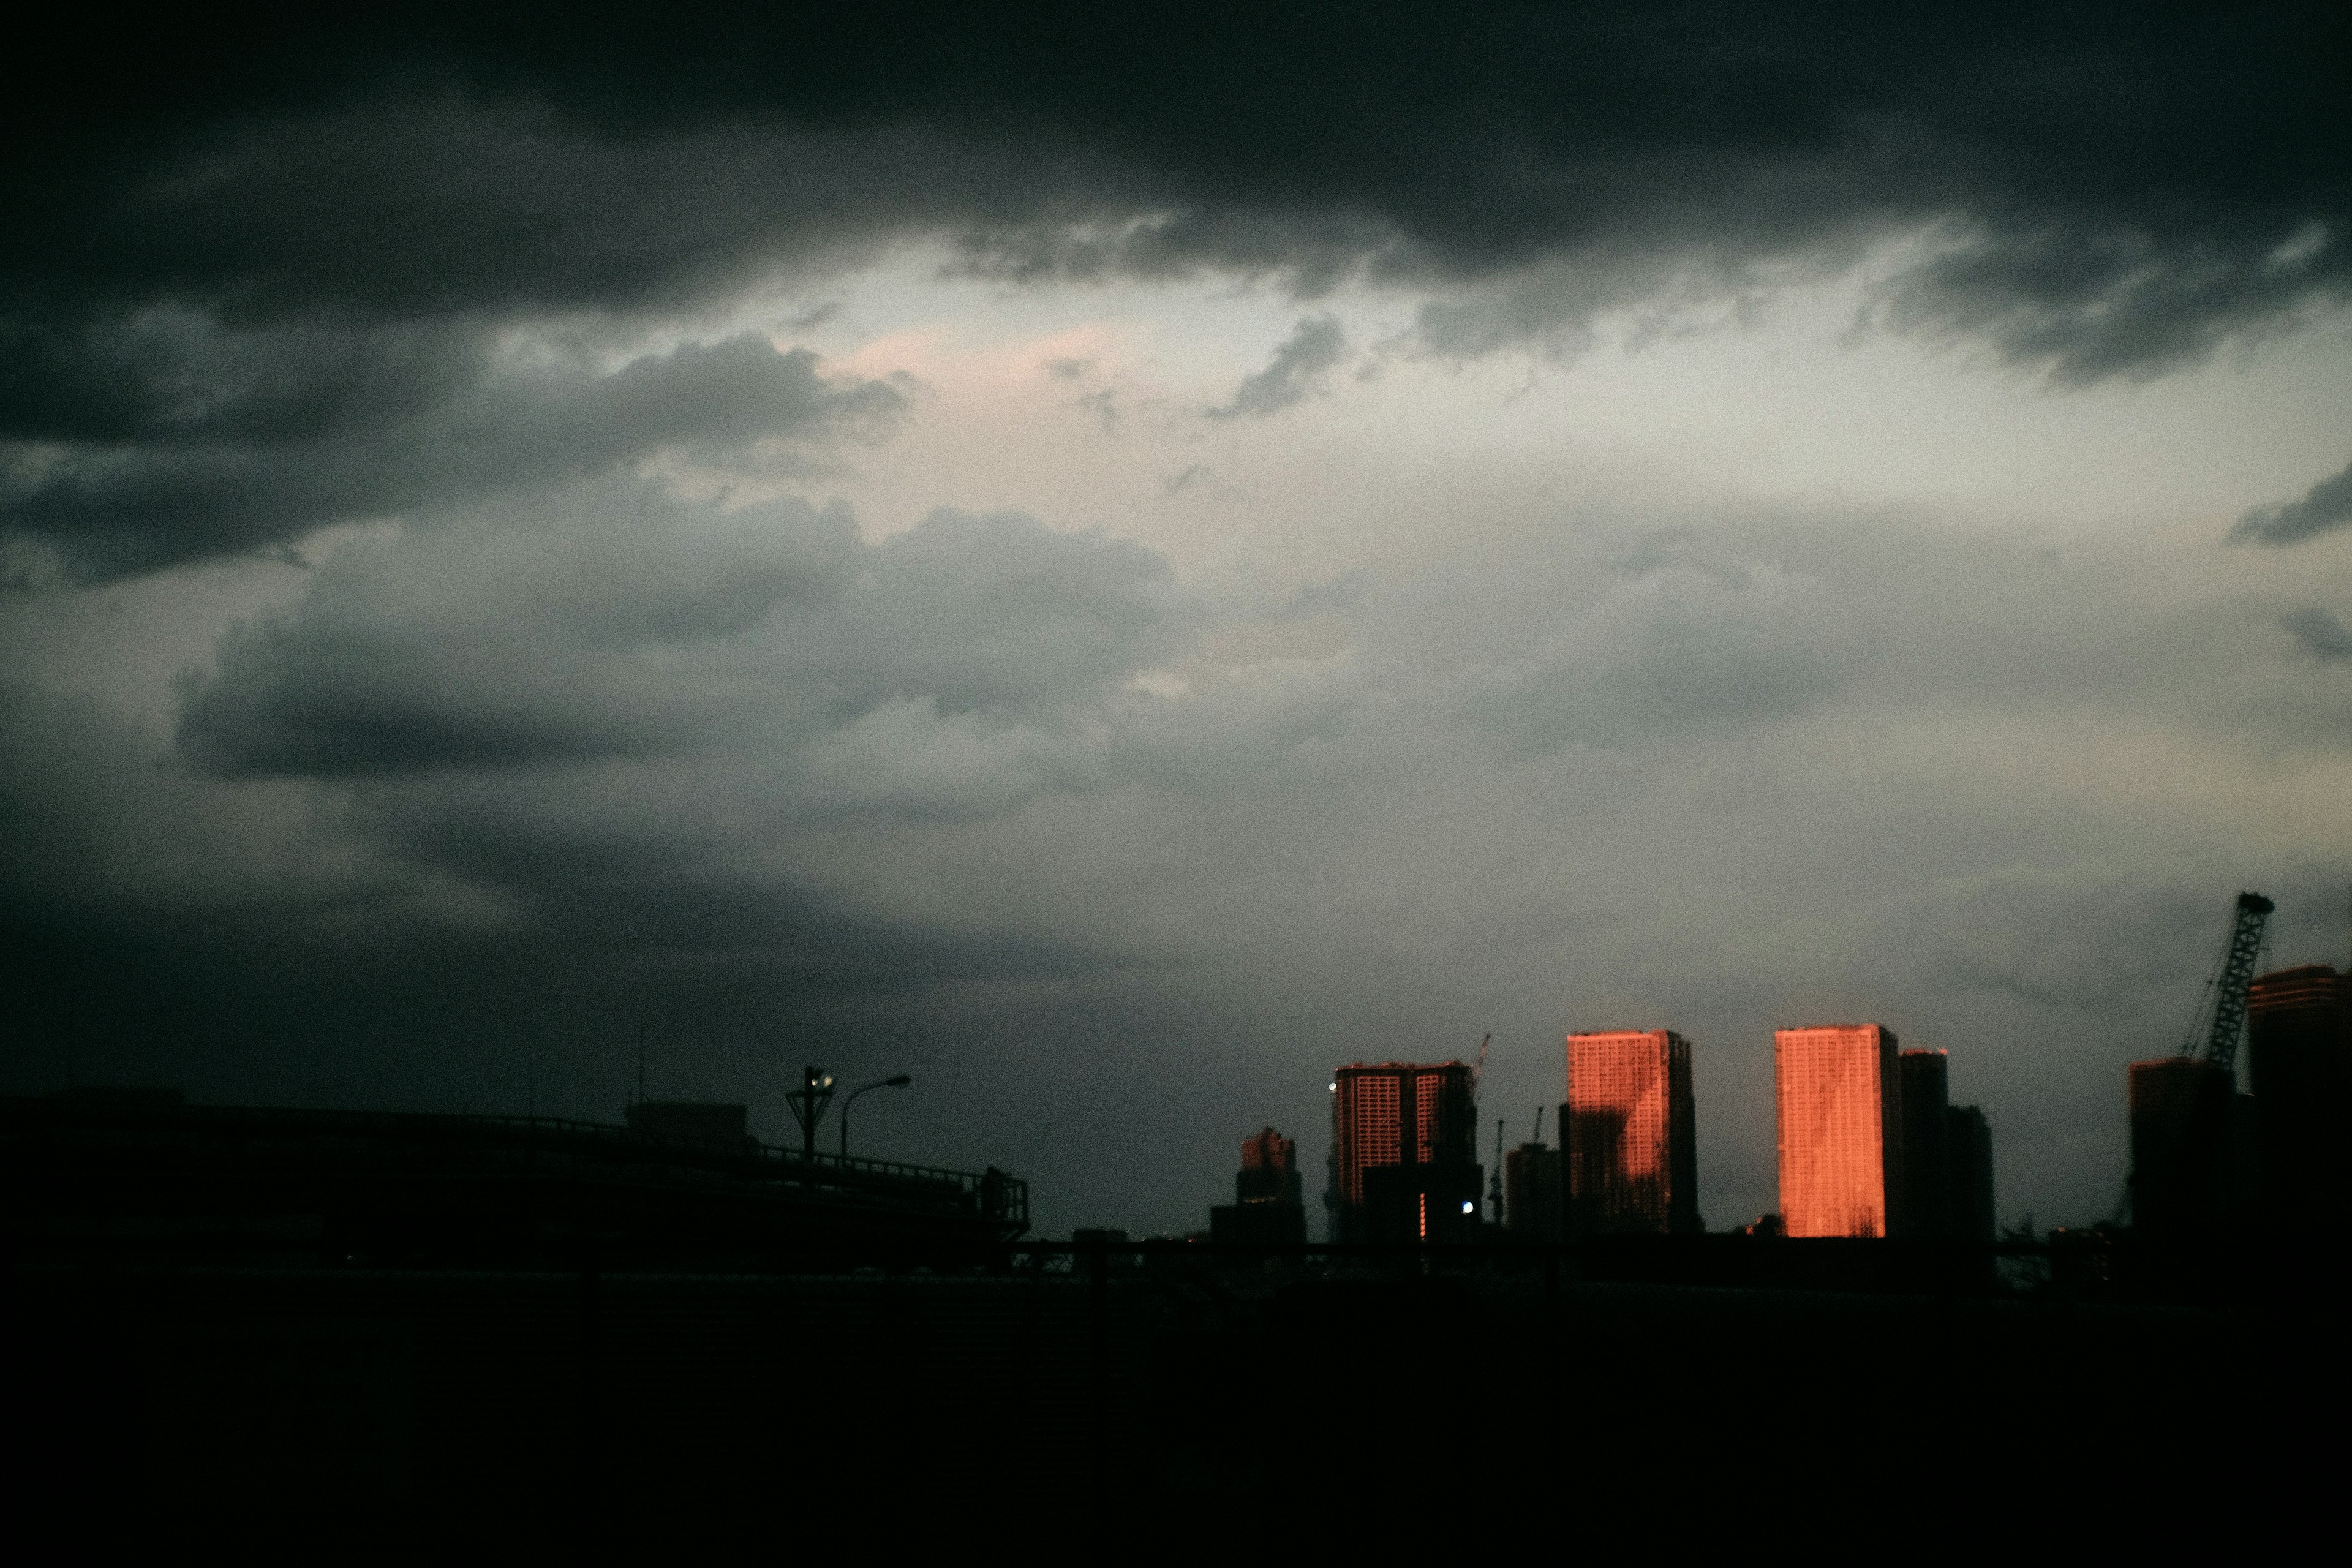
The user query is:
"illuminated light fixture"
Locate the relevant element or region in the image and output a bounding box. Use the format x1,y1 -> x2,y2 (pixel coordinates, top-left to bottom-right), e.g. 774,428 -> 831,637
1461,1200 -> 1475,1214
1328,1082 -> 1337,1091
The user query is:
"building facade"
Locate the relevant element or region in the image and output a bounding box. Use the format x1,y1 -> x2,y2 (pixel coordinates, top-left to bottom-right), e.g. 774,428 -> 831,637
1503,1142 -> 1562,1238
1946,1104 -> 1996,1243
1329,1062 -> 1480,1243
1565,1030 -> 1700,1234
2126,1056 -> 2241,1238
1212,1125 -> 1308,1245
1774,1025 -> 1902,1238
2247,965 -> 2348,1232
1236,1125 -> 1304,1205
1896,1050 -> 1951,1239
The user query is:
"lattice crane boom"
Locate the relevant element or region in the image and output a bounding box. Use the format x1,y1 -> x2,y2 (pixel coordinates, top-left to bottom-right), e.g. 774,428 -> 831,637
2182,891 -> 2272,1074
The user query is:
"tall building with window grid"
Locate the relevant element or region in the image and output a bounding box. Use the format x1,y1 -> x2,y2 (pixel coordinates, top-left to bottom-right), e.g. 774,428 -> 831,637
1329,1062 -> 1479,1242
1774,1025 -> 1902,1238
1565,1030 -> 1700,1234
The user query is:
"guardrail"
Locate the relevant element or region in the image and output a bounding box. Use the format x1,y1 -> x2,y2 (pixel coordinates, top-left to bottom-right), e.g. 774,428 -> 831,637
461,1114 -> 1029,1229
4,1098 -> 1029,1231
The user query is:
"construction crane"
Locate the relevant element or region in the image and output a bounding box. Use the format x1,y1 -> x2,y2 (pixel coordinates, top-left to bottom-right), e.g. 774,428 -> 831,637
2177,891 -> 2273,1074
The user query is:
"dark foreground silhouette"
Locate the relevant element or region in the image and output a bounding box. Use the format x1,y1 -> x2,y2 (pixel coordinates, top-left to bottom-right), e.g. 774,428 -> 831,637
5,1095 -> 2340,1542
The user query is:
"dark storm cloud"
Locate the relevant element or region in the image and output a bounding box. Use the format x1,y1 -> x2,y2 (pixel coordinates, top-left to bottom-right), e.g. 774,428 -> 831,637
6,6 -> 2345,577
2234,457 -> 2352,545
178,483 -> 1191,780
2,329 -> 899,579
2281,606 -> 2352,661
9,7 -> 2346,370
1208,316 -> 1345,420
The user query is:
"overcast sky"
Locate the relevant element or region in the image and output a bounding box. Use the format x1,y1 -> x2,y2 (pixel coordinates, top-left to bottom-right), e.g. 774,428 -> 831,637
6,4 -> 2350,1236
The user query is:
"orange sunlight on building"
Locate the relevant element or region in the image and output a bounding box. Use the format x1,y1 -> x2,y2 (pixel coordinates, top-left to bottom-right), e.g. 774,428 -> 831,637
1565,1030 -> 1698,1234
1774,1025 -> 1901,1238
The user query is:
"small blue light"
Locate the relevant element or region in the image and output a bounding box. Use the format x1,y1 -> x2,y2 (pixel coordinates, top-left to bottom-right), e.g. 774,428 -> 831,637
1461,1200 -> 1475,1213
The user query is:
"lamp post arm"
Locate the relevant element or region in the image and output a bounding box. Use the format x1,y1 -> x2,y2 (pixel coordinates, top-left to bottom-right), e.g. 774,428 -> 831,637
839,1074 -> 913,1159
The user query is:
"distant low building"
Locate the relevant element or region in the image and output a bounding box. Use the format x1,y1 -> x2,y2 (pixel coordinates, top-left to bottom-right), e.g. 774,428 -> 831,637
1503,1142 -> 1561,1238
1071,1227 -> 1142,1268
626,1101 -> 758,1150
6,1094 -> 1027,1270
1211,1126 -> 1308,1245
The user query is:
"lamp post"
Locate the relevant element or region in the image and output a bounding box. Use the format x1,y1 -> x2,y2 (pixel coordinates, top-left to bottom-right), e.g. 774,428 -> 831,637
839,1074 -> 911,1159
784,1065 -> 836,1161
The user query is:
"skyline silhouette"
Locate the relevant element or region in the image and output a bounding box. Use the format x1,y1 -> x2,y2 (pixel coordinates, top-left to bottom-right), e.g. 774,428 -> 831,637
6,2 -> 2350,1245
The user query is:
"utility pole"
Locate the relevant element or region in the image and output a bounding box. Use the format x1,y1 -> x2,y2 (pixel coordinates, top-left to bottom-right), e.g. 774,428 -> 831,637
1489,1117 -> 1506,1227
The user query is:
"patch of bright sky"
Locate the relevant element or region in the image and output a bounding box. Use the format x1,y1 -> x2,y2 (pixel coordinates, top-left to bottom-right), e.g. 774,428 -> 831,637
14,232 -> 2350,736
737,236 -> 2352,573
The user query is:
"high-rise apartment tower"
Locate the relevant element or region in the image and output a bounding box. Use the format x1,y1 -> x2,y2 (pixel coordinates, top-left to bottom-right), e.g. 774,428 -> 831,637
1897,1049 -> 1951,1239
2127,1056 -> 2240,1238
1329,1062 -> 1480,1243
1774,1025 -> 1902,1238
2247,965 -> 2348,1231
1565,1030 -> 1700,1234
1945,1104 -> 1995,1243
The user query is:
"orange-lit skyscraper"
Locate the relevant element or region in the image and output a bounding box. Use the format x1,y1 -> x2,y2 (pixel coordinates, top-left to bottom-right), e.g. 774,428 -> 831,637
1774,1025 -> 1902,1238
1330,1061 -> 1480,1243
1565,1030 -> 1699,1235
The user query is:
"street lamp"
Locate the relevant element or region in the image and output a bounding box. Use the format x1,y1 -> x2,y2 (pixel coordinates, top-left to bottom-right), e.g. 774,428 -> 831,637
839,1074 -> 911,1159
784,1065 -> 837,1161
